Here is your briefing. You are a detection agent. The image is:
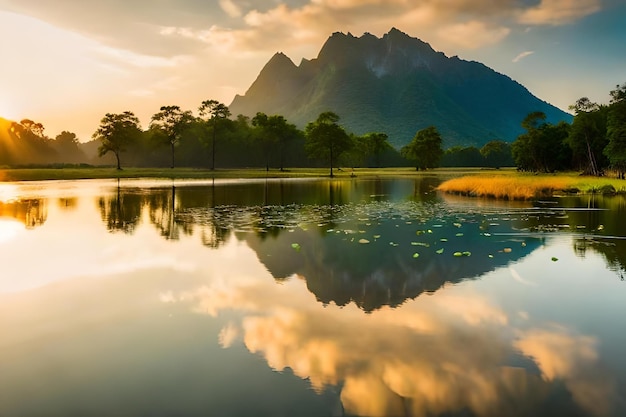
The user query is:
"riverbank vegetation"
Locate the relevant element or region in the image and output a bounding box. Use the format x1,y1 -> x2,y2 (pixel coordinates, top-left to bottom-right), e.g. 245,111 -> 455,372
437,171 -> 626,200
1,83 -> 625,188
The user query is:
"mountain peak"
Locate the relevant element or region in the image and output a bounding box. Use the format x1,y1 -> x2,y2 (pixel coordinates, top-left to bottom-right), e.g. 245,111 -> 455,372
230,30 -> 571,148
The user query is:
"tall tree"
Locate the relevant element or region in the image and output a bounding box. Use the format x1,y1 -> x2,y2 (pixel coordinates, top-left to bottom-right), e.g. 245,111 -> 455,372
567,97 -> 607,176
604,83 -> 626,178
304,112 -> 352,177
199,100 -> 231,170
252,112 -> 300,171
150,105 -> 194,169
93,111 -> 142,170
401,126 -> 444,171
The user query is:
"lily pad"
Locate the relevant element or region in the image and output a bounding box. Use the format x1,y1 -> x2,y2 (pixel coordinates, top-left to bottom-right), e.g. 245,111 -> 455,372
413,253 -> 420,258
436,248 -> 444,254
359,239 -> 370,244
551,257 -> 559,262
291,243 -> 301,252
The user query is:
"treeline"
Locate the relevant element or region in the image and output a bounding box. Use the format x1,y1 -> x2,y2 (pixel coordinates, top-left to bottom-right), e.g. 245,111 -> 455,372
2,82 -> 624,174
510,83 -> 626,176
0,105 -> 514,171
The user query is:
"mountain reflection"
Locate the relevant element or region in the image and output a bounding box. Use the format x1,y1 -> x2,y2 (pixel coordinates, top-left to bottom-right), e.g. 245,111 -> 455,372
167,267 -> 617,417
96,179 -> 626,308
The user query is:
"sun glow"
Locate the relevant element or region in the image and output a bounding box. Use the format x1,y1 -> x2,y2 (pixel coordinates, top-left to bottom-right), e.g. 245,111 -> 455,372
0,99 -> 19,121
0,184 -> 19,203
0,219 -> 23,244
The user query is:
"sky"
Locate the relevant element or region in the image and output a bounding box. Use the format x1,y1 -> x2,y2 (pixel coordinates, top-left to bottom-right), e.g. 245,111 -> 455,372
0,0 -> 625,141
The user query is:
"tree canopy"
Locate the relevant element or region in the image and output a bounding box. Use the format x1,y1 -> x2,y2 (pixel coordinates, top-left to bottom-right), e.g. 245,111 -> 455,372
401,126 -> 444,171
304,112 -> 352,177
93,111 -> 142,170
150,105 -> 194,169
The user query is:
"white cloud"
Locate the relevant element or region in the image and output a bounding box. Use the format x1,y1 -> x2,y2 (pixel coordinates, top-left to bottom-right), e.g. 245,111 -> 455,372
518,0 -> 601,25
512,50 -> 535,63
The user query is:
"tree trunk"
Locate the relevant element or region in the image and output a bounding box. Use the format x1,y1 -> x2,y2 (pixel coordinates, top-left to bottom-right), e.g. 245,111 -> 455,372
115,152 -> 122,170
170,141 -> 175,169
211,124 -> 216,171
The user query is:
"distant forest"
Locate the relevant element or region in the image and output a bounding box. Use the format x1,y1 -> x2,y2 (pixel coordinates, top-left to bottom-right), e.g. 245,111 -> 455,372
1,82 -> 624,175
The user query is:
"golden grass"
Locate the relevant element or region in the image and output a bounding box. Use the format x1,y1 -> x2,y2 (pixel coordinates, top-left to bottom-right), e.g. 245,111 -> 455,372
437,173 -> 626,200
437,174 -> 576,200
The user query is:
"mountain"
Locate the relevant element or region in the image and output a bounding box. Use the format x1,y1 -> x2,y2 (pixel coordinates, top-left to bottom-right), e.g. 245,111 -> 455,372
230,28 -> 572,148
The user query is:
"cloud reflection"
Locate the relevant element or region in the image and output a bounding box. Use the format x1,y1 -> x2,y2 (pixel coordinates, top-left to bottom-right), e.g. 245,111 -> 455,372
168,273 -> 617,417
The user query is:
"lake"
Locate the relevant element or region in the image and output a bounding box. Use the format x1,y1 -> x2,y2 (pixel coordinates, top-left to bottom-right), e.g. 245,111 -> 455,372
1,177 -> 625,417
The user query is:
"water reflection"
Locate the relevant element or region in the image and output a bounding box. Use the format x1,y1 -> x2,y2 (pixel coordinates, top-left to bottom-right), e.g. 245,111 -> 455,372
2,178 -> 625,417
168,265 -> 618,417
0,198 -> 47,228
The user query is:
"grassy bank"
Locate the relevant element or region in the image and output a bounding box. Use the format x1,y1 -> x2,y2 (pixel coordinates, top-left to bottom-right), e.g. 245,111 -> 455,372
437,171 -> 626,199
0,166 -> 447,182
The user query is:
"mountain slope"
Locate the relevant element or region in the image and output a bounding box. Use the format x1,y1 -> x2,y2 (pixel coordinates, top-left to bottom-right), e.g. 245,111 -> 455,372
230,28 -> 572,148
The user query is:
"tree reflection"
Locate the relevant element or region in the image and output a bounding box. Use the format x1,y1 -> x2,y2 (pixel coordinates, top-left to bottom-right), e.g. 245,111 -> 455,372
97,185 -> 142,233
146,185 -> 193,240
0,199 -> 47,229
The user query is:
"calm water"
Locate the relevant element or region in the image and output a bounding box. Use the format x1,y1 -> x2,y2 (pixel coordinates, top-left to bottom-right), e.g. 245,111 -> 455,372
1,177 -> 625,417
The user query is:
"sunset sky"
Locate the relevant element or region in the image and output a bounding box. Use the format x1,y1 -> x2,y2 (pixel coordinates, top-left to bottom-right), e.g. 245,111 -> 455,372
1,0 -> 625,141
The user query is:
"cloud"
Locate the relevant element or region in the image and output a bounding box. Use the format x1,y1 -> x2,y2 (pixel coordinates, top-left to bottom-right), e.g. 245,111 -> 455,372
512,50 -> 535,63
219,0 -> 242,18
515,326 -> 616,416
166,270 -> 617,417
1,0 -> 604,61
518,0 -> 602,25
436,21 -> 511,49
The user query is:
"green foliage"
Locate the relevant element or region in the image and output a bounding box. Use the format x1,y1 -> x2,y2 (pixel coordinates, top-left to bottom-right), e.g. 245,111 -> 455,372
566,97 -> 608,175
441,146 -> 483,167
305,112 -> 352,177
512,112 -> 571,172
401,126 -> 444,170
604,85 -> 626,178
93,111 -> 142,170
480,141 -> 514,168
252,112 -> 300,171
198,100 -> 231,170
150,105 -> 194,168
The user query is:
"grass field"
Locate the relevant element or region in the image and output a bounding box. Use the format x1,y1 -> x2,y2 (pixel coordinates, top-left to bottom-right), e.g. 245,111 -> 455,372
0,166 -> 430,182
0,166 -> 493,182
437,171 -> 626,199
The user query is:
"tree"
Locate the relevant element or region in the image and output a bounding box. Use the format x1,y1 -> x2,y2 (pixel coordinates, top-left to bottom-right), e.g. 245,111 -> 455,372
93,111 -> 142,170
304,112 -> 352,177
363,132 -> 392,167
512,112 -> 571,172
252,112 -> 300,171
567,97 -> 607,176
150,105 -> 194,169
400,126 -> 444,171
480,140 -> 513,168
199,100 -> 231,170
605,83 -> 626,178
441,146 -> 484,167
54,131 -> 85,163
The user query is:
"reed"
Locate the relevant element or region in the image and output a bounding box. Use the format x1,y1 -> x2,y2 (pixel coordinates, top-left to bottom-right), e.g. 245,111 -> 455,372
437,175 -> 577,199
437,173 -> 626,199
